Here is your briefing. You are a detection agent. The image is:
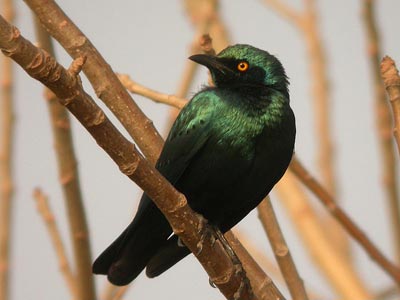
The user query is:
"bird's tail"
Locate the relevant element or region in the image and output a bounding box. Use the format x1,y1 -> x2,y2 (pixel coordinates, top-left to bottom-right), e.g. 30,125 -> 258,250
92,202 -> 172,286
146,235 -> 191,278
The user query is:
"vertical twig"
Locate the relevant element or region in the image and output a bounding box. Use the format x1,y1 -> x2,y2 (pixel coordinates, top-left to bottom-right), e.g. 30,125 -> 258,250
34,19 -> 96,300
258,198 -> 309,300
362,0 -> 400,263
0,1 -> 14,300
33,188 -> 77,298
381,56 -> 400,155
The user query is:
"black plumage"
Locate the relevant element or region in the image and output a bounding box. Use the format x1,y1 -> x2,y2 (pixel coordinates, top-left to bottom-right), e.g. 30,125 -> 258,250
93,44 -> 296,285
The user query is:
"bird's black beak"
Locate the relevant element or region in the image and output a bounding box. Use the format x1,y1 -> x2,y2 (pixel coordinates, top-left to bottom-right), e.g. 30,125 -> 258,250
189,54 -> 236,78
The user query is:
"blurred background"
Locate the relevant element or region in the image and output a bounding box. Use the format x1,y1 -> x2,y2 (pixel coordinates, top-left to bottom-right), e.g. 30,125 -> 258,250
2,0 -> 400,299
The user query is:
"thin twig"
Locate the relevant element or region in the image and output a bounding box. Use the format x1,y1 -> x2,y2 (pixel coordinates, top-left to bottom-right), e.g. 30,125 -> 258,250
262,0 -> 302,24
0,1 -> 14,300
33,18 -> 96,300
290,156 -> 400,286
118,74 -> 187,109
33,188 -> 77,298
0,17 -> 257,300
381,56 -> 400,155
362,0 -> 400,263
24,0 -> 164,165
258,197 -> 309,300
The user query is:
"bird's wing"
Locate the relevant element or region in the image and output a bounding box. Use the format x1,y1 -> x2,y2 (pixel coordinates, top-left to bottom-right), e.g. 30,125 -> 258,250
135,91 -> 217,216
157,93 -> 217,182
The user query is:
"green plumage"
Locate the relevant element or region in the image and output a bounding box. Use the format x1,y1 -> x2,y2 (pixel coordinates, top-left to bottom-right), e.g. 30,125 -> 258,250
93,44 -> 296,285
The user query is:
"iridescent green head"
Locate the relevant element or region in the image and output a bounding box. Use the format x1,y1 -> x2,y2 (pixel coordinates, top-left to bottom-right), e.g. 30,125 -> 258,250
189,44 -> 289,96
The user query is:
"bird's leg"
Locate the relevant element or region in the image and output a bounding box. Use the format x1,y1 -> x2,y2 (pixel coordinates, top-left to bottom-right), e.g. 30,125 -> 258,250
212,227 -> 240,265
195,214 -> 217,255
213,227 -> 253,300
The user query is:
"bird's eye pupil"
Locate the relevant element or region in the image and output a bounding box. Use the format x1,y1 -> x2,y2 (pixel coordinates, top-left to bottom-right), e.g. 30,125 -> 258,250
237,61 -> 249,72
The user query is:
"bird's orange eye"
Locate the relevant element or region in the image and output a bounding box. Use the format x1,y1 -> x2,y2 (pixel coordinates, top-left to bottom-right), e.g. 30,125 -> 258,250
237,61 -> 249,72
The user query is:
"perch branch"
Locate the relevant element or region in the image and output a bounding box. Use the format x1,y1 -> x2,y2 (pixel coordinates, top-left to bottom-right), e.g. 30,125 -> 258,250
381,56 -> 400,156
362,0 -> 400,263
0,17 -> 256,300
225,232 -> 286,300
24,0 -> 163,164
258,197 -> 309,300
0,1 -> 14,300
33,188 -> 77,298
33,19 -> 96,300
290,156 -> 400,286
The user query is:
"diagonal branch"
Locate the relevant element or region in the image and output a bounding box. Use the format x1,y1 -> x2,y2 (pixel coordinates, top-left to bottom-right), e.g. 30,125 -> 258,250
24,0 -> 164,165
290,156 -> 400,286
33,19 -> 96,300
33,188 -> 77,298
0,15 -> 255,300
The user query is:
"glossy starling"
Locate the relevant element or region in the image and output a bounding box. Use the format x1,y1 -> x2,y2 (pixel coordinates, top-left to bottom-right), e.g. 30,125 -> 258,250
93,44 -> 296,285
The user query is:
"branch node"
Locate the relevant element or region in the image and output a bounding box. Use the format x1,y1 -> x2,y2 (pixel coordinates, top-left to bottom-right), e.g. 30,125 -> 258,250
68,56 -> 86,76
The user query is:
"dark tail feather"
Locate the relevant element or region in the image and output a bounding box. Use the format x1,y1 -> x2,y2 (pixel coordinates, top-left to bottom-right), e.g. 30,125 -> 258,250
92,202 -> 172,286
92,226 -> 129,275
146,235 -> 191,278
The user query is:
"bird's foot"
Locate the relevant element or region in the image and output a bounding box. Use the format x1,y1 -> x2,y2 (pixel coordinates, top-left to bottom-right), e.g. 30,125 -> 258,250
213,229 -> 253,300
195,215 -> 216,255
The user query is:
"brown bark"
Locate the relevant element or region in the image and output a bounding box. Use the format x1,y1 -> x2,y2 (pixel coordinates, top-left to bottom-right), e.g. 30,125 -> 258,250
0,16 -> 255,300
34,20 -> 96,300
24,0 -> 164,165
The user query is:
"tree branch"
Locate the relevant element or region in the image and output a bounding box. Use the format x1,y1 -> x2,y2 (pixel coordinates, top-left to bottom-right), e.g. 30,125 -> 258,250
118,74 -> 187,109
33,18 -> 96,300
381,56 -> 400,156
0,1 -> 14,300
362,0 -> 400,264
258,197 -> 309,300
33,188 -> 77,298
275,170 -> 372,299
0,15 -> 254,300
24,0 -> 164,165
290,156 -> 400,286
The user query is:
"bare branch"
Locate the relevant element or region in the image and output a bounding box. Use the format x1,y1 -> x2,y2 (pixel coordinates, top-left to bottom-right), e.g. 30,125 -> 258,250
381,56 -> 400,156
33,188 -> 77,298
276,170 -> 372,299
24,0 -> 164,165
362,0 -> 400,263
33,19 -> 96,300
118,74 -> 187,109
290,156 -> 400,286
258,198 -> 309,300
0,1 -> 14,300
262,0 -> 302,25
0,16 -> 255,300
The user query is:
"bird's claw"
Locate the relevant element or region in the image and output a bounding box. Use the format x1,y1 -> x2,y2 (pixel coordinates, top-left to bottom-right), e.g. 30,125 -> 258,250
195,215 -> 214,255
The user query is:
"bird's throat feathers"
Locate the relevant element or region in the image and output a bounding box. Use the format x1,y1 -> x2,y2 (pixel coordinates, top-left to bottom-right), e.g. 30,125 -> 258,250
200,85 -> 290,127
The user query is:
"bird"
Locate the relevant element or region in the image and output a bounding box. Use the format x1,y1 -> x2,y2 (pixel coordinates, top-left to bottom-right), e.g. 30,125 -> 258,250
92,44 -> 296,286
